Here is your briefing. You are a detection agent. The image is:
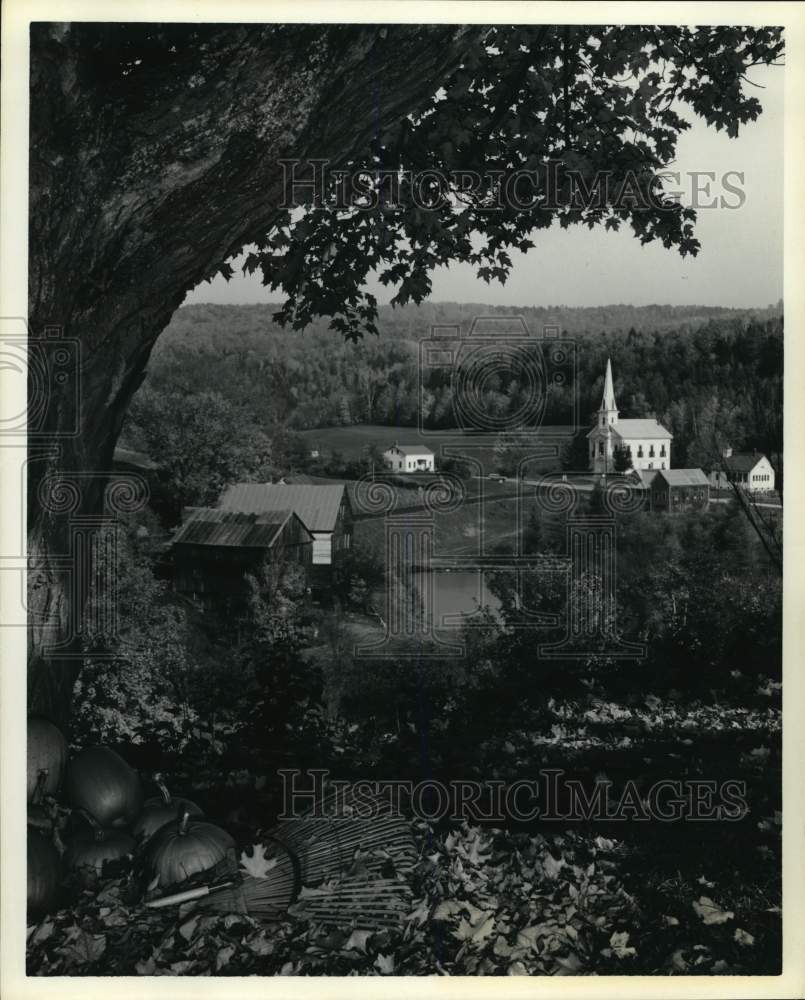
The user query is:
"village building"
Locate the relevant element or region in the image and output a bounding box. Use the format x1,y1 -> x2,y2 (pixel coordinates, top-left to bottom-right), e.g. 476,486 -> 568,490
649,468 -> 710,512
218,482 -> 352,566
382,443 -> 435,473
171,507 -> 312,608
587,359 -> 672,474
706,448 -> 776,493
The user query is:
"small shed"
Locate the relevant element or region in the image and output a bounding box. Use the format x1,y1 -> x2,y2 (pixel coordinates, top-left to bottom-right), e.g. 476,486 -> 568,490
172,507 -> 312,606
650,468 -> 710,512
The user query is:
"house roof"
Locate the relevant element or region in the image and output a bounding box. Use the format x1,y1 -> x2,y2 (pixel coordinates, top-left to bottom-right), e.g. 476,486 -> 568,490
712,453 -> 769,474
655,468 -> 709,488
614,419 -> 673,440
384,444 -> 434,456
219,483 -> 346,532
172,508 -> 299,548
587,418 -> 672,440
636,469 -> 660,487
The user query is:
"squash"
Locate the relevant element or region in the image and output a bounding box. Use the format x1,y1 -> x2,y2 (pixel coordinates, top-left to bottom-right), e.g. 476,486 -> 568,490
65,810 -> 135,885
132,773 -> 203,843
147,810 -> 235,890
28,833 -> 61,920
65,746 -> 143,828
27,717 -> 67,803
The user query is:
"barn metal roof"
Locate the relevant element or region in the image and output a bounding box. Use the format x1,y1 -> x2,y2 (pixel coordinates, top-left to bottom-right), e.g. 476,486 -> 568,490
219,483 -> 346,532
655,468 -> 709,487
172,508 -> 295,548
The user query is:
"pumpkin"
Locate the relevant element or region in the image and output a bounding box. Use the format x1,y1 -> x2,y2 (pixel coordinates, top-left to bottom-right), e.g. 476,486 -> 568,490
27,717 -> 67,803
65,746 -> 143,828
65,810 -> 135,885
147,810 -> 235,890
28,833 -> 61,920
132,773 -> 203,843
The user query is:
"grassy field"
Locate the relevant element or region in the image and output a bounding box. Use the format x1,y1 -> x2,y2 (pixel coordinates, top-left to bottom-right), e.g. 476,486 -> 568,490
298,423 -> 570,473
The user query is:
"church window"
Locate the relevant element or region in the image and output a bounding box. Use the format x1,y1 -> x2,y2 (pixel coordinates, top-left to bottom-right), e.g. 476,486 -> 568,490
598,442 -> 604,456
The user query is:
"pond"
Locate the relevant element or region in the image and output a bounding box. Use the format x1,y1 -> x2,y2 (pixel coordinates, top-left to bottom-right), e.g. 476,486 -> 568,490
429,569 -> 501,626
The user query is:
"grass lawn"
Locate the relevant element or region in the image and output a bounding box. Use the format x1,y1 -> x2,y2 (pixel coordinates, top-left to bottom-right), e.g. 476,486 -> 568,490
297,424 -> 571,474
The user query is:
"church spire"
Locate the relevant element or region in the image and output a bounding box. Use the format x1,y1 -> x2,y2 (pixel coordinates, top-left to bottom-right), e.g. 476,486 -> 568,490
601,357 -> 617,411
597,358 -> 619,429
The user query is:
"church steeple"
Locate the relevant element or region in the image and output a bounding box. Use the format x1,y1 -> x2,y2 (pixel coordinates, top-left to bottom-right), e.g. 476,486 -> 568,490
598,358 -> 619,428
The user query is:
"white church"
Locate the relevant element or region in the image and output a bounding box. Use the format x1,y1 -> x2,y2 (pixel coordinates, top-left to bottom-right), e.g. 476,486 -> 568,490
587,359 -> 673,474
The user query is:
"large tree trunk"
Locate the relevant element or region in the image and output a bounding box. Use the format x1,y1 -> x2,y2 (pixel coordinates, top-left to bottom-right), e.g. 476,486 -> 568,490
28,22 -> 475,729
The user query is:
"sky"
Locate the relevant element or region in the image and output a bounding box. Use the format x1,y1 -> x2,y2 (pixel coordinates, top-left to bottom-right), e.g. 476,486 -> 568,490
184,62 -> 783,311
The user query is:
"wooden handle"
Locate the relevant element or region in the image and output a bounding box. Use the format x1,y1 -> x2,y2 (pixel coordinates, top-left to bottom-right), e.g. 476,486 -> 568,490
144,881 -> 234,909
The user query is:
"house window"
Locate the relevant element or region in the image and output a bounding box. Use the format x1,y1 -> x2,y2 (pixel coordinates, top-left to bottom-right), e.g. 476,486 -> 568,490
637,446 -> 643,458
660,444 -> 666,457
661,462 -> 665,470
649,445 -> 655,457
648,462 -> 653,469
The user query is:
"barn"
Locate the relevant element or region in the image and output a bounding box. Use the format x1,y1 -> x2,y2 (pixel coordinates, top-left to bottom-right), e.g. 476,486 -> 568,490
218,482 -> 352,566
171,507 -> 312,608
650,468 -> 710,512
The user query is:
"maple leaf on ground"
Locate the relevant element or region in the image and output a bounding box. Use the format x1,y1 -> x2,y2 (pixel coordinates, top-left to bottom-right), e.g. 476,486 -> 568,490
542,853 -> 564,880
375,953 -> 395,974
216,945 -> 236,971
344,929 -> 373,953
56,927 -> 107,968
693,896 -> 735,925
454,913 -> 495,944
240,843 -> 279,879
609,930 -> 636,958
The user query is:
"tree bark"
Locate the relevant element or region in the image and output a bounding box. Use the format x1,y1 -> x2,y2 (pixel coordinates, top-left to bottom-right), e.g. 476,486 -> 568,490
28,22 -> 477,728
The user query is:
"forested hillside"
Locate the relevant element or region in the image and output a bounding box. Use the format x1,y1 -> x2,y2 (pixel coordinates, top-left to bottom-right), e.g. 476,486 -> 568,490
128,300 -> 783,479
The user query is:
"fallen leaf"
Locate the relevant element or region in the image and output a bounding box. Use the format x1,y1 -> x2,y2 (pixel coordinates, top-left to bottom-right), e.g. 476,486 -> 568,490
30,921 -> 54,946
693,896 -> 734,925
344,929 -> 373,953
216,945 -> 235,971
454,913 -> 495,944
542,853 -> 564,880
433,900 -> 463,921
240,843 -> 279,879
734,927 -> 755,947
555,951 -> 583,975
375,953 -> 395,974
609,930 -> 636,958
178,916 -> 198,942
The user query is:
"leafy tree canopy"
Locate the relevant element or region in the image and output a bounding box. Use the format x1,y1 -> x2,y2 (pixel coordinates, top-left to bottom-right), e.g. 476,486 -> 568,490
236,25 -> 783,339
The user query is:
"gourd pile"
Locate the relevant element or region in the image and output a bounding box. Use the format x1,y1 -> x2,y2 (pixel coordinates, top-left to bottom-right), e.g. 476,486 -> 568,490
27,716 -> 234,922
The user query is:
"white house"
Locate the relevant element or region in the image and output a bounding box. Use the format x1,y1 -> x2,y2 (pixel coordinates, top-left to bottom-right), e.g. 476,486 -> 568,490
707,449 -> 776,493
587,359 -> 673,474
383,443 -> 435,473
